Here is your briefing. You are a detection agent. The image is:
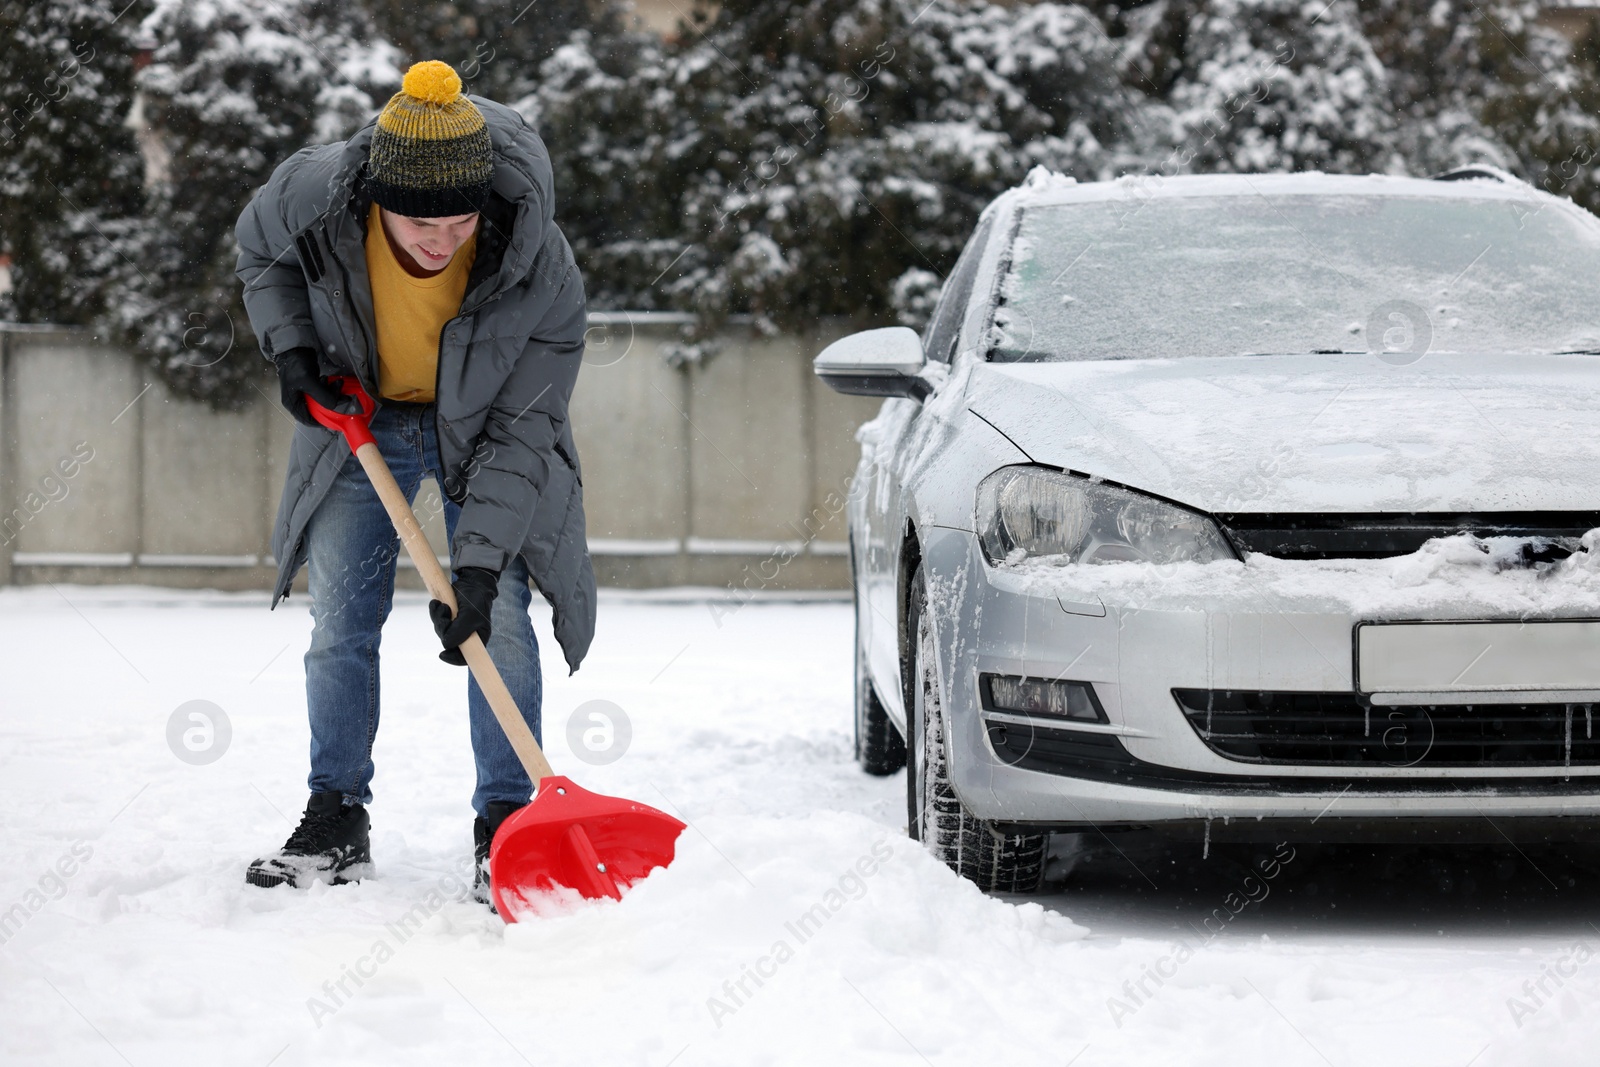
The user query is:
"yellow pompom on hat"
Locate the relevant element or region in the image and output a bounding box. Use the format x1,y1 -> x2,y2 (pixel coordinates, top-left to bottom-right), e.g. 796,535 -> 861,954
366,60 -> 493,218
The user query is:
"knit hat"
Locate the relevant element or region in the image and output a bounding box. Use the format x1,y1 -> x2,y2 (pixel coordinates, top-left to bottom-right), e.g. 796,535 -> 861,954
366,61 -> 493,218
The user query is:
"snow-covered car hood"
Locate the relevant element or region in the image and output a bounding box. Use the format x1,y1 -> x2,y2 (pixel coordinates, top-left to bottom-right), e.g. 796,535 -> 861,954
964,352 -> 1600,513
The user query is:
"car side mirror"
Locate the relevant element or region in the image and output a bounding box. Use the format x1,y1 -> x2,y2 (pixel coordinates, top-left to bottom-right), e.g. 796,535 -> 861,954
812,327 -> 931,400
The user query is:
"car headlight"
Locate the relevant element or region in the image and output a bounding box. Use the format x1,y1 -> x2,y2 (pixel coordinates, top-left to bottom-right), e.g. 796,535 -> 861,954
976,466 -> 1237,565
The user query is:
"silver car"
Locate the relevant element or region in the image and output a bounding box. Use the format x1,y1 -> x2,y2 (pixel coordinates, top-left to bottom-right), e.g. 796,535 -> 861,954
816,168 -> 1600,892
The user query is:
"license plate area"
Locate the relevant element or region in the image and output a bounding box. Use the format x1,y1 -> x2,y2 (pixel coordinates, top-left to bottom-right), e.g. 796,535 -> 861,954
1356,620 -> 1600,695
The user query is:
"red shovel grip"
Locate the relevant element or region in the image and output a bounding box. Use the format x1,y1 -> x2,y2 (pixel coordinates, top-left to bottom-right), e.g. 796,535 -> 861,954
305,376 -> 378,453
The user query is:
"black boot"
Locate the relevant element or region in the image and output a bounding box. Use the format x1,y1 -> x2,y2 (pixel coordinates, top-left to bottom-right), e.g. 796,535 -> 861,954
246,792 -> 371,888
473,800 -> 526,908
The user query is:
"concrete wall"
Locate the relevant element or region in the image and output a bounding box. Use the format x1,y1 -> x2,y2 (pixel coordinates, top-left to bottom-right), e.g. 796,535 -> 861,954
0,317 -> 880,592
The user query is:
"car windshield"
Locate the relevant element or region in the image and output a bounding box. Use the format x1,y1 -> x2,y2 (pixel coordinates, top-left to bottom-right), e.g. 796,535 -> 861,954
988,191 -> 1600,361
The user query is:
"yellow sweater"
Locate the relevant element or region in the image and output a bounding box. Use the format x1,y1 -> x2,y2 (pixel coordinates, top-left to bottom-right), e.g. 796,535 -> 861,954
365,203 -> 477,402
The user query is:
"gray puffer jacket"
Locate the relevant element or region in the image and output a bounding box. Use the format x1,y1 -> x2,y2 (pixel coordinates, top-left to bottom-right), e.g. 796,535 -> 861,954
235,97 -> 595,672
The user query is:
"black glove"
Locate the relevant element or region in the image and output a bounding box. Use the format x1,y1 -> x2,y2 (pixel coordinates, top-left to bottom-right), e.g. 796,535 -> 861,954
429,567 -> 500,666
274,347 -> 358,428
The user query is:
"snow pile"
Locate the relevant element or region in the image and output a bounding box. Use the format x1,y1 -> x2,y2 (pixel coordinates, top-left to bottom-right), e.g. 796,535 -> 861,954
1007,531 -> 1600,619
500,808 -> 1086,1042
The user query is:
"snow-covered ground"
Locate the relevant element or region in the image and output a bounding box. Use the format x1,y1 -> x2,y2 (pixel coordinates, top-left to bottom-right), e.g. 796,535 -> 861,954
2,585 -> 1598,1065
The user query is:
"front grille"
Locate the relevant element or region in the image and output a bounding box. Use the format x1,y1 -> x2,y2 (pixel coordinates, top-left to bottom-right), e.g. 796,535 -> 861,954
1215,512 -> 1599,560
1176,689 -> 1600,768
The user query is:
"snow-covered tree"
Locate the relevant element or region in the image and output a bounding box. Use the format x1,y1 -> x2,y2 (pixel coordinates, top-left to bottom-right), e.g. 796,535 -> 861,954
541,0 -> 1140,340
1104,0 -> 1401,176
1358,0 -> 1600,207
1098,0 -> 1600,205
0,0 -> 148,325
364,0 -> 609,105
531,27 -> 689,312
111,0 -> 400,406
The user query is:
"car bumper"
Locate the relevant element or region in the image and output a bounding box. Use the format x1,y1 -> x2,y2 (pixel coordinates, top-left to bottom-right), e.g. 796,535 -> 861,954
920,525 -> 1600,830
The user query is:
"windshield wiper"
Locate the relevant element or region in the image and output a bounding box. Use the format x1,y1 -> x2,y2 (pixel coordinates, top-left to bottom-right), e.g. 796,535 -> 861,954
1555,348 -> 1600,355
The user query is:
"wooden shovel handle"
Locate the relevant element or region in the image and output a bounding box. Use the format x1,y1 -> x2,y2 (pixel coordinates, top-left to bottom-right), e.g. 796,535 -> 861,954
352,440 -> 556,782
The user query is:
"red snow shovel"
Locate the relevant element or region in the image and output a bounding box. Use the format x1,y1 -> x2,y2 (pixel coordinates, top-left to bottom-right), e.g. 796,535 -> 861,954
306,378 -> 685,918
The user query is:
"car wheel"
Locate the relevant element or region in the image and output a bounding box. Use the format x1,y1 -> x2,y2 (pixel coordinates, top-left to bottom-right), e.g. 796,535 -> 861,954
853,541 -> 906,775
906,567 -> 1047,893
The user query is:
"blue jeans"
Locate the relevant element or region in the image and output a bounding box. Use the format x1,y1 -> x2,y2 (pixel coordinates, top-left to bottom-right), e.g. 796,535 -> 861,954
301,402 -> 542,817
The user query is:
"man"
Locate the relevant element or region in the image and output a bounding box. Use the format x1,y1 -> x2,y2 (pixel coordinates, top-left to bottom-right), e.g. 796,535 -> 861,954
233,60 -> 595,902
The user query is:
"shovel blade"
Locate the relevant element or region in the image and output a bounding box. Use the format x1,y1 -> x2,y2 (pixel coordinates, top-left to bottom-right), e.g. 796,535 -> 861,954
489,775 -> 686,918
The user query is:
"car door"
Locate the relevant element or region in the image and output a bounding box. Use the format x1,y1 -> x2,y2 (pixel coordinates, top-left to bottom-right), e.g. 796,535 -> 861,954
863,214 -> 997,723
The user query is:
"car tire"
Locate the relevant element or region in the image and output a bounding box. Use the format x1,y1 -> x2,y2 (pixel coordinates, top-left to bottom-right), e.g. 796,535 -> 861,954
856,638 -> 907,776
906,567 -> 1047,893
853,543 -> 906,776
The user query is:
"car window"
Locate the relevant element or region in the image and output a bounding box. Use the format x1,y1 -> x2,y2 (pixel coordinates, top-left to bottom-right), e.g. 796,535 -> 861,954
923,213 -> 995,363
988,193 -> 1600,361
